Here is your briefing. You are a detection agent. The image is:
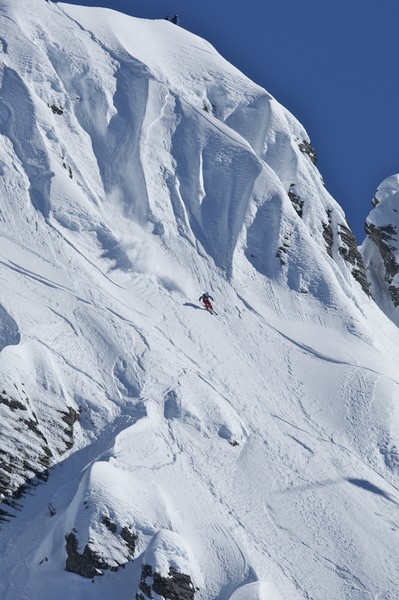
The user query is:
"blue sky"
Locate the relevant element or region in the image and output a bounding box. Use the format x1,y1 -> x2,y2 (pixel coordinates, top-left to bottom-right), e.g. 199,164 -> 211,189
64,0 -> 399,241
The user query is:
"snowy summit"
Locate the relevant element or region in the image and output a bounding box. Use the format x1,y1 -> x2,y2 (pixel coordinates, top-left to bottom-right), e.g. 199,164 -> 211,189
0,1 -> 398,599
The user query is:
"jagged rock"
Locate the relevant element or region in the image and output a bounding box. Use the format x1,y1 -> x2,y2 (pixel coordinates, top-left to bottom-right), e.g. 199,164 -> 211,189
49,104 -> 63,115
64,497 -> 139,578
298,139 -> 317,164
136,564 -> 195,600
322,209 -> 334,258
365,222 -> 398,282
371,196 -> 379,208
60,407 -> 80,451
276,232 -> 291,266
65,522 -> 136,578
0,391 -> 79,504
0,388 -> 54,502
320,209 -> 370,294
288,184 -> 304,218
102,515 -> 117,533
0,469 -> 11,497
135,530 -> 197,600
120,526 -> 137,556
0,393 -> 26,411
388,285 -> 399,306
338,225 -> 370,295
276,245 -> 287,266
65,532 -> 113,578
364,220 -> 399,305
361,175 -> 399,319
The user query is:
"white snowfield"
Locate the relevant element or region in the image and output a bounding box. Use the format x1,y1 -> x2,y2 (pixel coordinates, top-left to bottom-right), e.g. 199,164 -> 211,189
0,1 -> 398,599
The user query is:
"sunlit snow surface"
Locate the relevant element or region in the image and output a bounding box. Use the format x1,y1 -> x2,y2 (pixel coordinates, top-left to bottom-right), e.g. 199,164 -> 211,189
0,1 -> 399,599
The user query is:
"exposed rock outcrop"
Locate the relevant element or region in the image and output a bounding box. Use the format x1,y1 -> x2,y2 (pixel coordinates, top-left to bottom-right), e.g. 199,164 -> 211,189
136,564 -> 195,600
364,222 -> 398,299
65,519 -> 137,578
120,526 -> 137,556
298,139 -> 317,164
102,515 -> 117,533
320,209 -> 369,294
337,224 -> 370,295
322,209 -> 334,258
60,407 -> 80,451
65,532 -> 114,578
0,385 -> 81,511
0,388 -> 53,505
276,231 -> 291,266
361,174 -> 399,318
135,530 -> 197,600
48,103 -> 64,115
288,184 -> 304,218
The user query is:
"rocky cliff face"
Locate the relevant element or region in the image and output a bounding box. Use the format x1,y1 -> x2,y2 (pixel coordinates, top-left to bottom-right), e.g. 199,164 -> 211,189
361,175 -> 399,323
254,108 -> 370,295
0,381 -> 79,509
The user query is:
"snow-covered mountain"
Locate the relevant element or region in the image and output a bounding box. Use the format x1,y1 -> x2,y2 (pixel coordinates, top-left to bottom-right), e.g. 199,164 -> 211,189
1,1 -> 399,599
362,175 -> 399,326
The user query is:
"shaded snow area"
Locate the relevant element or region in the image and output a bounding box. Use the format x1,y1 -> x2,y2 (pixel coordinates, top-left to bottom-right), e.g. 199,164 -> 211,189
0,1 -> 398,599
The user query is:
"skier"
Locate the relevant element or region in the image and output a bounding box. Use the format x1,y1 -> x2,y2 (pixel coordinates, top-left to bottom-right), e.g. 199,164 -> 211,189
199,292 -> 215,313
171,14 -> 180,25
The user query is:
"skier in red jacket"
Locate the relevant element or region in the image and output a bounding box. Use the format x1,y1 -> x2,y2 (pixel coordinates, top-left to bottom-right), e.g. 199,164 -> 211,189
199,292 -> 215,312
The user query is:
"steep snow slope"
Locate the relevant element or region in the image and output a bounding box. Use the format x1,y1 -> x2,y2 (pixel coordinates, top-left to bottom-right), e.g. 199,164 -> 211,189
1,2 -> 399,599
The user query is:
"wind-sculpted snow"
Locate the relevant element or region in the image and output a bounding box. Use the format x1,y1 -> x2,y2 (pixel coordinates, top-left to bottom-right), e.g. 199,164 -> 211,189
0,67 -> 53,218
228,581 -> 284,600
0,1 -> 399,599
